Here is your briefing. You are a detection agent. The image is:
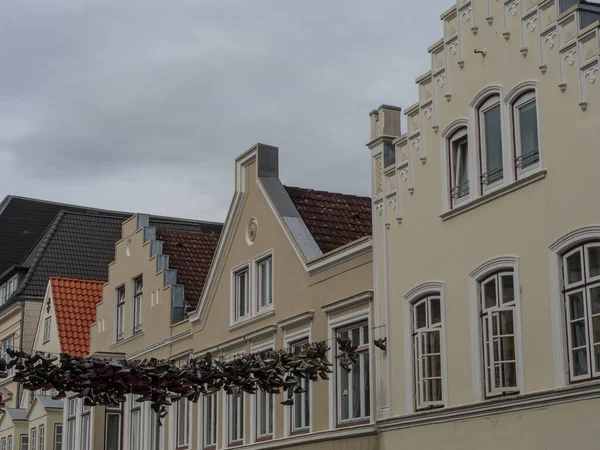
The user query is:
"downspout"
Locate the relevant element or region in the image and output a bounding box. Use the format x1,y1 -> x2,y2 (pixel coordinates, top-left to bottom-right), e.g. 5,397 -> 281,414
16,298 -> 24,408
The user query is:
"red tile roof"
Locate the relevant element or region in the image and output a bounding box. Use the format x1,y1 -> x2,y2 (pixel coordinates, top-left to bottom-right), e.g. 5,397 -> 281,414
284,186 -> 372,254
50,277 -> 104,357
156,229 -> 220,309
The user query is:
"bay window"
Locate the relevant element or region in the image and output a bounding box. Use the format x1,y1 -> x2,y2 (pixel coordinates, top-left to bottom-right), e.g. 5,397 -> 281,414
336,321 -> 370,424
513,91 -> 540,175
449,128 -> 470,206
412,294 -> 445,409
479,96 -> 504,189
480,272 -> 519,396
563,242 -> 600,381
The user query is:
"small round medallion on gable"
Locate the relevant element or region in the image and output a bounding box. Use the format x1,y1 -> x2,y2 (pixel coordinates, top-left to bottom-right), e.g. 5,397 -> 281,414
246,218 -> 258,245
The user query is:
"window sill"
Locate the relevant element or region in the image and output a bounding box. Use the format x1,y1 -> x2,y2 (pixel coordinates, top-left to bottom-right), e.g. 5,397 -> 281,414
289,428 -> 310,437
230,310 -> 275,332
441,170 -> 546,221
336,418 -> 371,429
256,435 -> 273,443
110,331 -> 145,349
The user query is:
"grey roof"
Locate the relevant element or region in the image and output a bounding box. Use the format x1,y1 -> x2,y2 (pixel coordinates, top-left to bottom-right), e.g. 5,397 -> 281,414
5,408 -> 28,421
35,396 -> 64,410
0,195 -> 223,277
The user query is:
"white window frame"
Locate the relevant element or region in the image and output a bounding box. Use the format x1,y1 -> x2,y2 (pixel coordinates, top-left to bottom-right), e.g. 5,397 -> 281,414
1,285 -> 6,305
54,424 -> 62,450
176,399 -> 190,448
65,398 -> 76,450
256,255 -> 273,313
404,282 -> 448,412
469,257 -> 524,401
512,91 -> 540,177
1,335 -> 14,377
80,404 -> 91,450
130,399 -> 141,450
43,317 -> 51,343
290,339 -> 310,433
104,405 -> 122,450
232,265 -> 250,323
30,429 -> 36,450
38,425 -> 44,450
478,95 -> 504,192
6,436 -> 11,450
201,393 -> 218,449
448,128 -> 470,208
228,394 -> 244,446
7,275 -> 18,296
2,437 -> 6,450
132,276 -> 143,334
20,436 -> 28,450
148,405 -> 163,450
116,285 -> 125,342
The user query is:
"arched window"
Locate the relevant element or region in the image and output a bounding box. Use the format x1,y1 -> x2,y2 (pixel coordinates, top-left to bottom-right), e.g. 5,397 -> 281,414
512,91 -> 540,176
478,95 -> 504,190
449,127 -> 470,206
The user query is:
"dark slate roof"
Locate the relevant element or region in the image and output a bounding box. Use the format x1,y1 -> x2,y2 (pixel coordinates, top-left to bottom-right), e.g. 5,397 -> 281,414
17,212 -> 124,298
156,228 -> 220,309
35,396 -> 64,410
284,186 -> 372,254
0,196 -> 223,276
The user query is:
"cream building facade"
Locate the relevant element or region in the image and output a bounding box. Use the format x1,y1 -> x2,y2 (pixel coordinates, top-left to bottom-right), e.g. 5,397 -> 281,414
368,0 -> 600,449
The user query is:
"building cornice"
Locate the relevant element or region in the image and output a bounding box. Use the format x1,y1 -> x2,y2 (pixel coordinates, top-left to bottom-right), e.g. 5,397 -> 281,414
322,291 -> 373,315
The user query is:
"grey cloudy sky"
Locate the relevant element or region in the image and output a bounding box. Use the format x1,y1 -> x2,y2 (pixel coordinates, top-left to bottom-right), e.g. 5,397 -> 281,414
0,0 -> 449,222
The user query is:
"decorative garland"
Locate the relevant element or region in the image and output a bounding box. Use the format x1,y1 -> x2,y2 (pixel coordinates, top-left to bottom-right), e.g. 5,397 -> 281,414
0,338 -> 361,423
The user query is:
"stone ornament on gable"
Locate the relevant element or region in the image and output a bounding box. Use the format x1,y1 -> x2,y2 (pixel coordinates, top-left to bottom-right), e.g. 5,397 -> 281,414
246,217 -> 258,245
585,66 -> 598,85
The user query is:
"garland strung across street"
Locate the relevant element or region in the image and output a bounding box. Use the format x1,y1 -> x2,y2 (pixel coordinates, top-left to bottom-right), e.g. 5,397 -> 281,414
0,337 -> 362,423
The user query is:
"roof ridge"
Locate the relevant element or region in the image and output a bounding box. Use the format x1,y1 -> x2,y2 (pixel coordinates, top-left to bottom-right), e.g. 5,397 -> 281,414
13,211 -> 66,298
284,185 -> 371,201
50,276 -> 106,284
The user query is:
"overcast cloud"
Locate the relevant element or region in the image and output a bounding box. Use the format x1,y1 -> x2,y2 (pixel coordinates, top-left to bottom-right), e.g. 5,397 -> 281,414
0,0 -> 448,221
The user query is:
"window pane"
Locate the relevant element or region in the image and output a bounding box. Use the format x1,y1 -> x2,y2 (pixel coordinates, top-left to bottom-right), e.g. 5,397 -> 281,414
589,246 -> 600,279
260,262 -> 268,307
498,311 -> 514,335
362,352 -> 370,418
569,291 -> 586,320
484,104 -> 503,183
340,368 -> 350,420
566,251 -> 583,285
429,298 -> 441,325
518,100 -> 539,168
483,278 -> 497,309
594,345 -> 600,374
352,358 -> 361,418
424,331 -> 441,354
573,348 -> 588,376
593,317 -> 600,344
415,302 -> 427,329
501,275 -> 514,304
591,286 -> 600,315
571,320 -> 587,347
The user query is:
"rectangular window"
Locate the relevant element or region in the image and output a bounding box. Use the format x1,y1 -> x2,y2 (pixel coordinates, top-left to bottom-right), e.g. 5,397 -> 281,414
1,285 -> 6,305
480,272 -> 518,396
38,425 -> 44,450
43,317 -> 52,343
7,276 -> 18,296
257,257 -> 273,311
80,411 -> 91,450
133,277 -> 143,333
412,295 -> 444,409
256,386 -> 273,440
116,286 -> 125,341
479,98 -> 504,188
149,409 -> 162,450
336,321 -> 370,424
54,425 -> 62,450
176,399 -> 190,448
30,429 -> 36,450
105,410 -> 122,450
449,130 -> 470,205
66,398 -> 76,450
235,269 -> 249,321
130,406 -> 141,450
2,437 -> 6,450
291,339 -> 310,433
514,93 -> 539,175
0,335 -> 14,377
6,436 -> 11,450
203,394 -> 217,448
228,395 -> 244,445
21,436 -> 29,450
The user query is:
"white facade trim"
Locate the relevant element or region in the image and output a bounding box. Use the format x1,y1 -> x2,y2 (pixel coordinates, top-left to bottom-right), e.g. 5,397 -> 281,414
403,282 -> 449,412
548,226 -> 600,387
278,311 -> 314,330
306,239 -> 372,275
245,325 -> 278,343
123,329 -> 192,360
321,291 -> 373,315
468,256 -> 524,401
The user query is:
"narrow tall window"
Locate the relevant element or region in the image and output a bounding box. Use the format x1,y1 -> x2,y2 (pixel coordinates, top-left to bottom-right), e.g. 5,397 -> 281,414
130,399 -> 141,450
479,96 -> 504,189
105,406 -> 122,450
291,339 -> 310,433
38,425 -> 44,450
116,286 -> 125,341
563,243 -> 600,381
149,409 -> 163,450
133,277 -> 143,333
449,128 -> 470,206
30,429 -> 36,450
256,383 -> 273,440
6,436 -> 11,450
229,395 -> 244,445
480,272 -> 519,396
412,294 -> 445,409
1,335 -> 14,377
257,257 -> 273,311
176,399 -> 190,448
235,269 -> 249,321
81,403 -> 91,450
203,394 -> 217,449
1,285 -> 6,305
513,92 -> 539,175
66,398 -> 76,450
43,317 -> 51,343
336,321 -> 370,424
54,425 -> 63,450
2,437 -> 6,450
20,436 -> 28,450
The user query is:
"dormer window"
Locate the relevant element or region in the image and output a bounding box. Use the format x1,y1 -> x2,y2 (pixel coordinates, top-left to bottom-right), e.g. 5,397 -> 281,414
257,256 -> 273,312
479,96 -> 504,190
235,268 -> 250,321
449,128 -> 470,206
